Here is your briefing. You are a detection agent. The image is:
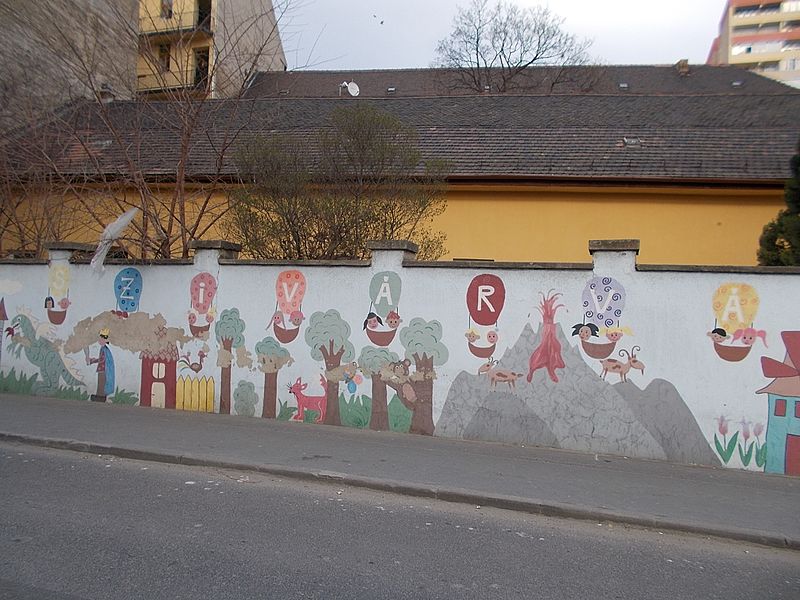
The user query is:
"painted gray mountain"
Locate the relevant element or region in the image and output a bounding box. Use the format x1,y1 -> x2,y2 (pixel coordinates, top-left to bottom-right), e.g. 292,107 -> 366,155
437,323 -> 720,466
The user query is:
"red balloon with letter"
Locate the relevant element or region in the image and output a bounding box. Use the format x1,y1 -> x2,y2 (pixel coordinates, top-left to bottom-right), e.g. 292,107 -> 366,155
466,274 -> 505,326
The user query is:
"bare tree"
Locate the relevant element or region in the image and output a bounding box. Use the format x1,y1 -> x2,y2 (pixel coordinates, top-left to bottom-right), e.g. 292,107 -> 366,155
228,104 -> 448,260
0,0 -> 294,259
433,0 -> 592,93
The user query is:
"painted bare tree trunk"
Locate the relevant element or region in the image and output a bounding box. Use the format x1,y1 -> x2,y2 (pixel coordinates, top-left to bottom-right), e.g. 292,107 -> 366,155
369,375 -> 389,431
220,338 -> 233,414
324,379 -> 340,426
410,355 -> 435,436
262,371 -> 278,419
320,341 -> 345,426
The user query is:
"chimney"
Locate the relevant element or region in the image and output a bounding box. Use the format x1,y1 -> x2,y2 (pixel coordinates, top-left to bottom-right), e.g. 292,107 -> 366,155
675,59 -> 690,76
97,83 -> 116,104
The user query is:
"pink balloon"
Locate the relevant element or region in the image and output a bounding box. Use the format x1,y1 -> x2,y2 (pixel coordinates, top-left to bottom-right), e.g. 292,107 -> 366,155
276,270 -> 306,315
190,273 -> 217,313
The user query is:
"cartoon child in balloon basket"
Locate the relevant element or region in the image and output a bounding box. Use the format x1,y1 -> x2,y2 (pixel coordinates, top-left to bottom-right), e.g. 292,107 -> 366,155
363,312 -> 383,330
289,310 -> 305,328
84,328 -> 115,402
706,328 -> 729,344
386,310 -> 402,329
571,322 -> 599,341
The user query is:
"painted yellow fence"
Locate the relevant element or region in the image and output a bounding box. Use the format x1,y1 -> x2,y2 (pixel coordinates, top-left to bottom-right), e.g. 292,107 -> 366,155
176,376 -> 215,412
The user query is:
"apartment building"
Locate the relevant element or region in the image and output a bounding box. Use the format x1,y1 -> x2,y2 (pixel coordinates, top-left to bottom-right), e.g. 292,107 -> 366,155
708,0 -> 800,88
137,0 -> 286,98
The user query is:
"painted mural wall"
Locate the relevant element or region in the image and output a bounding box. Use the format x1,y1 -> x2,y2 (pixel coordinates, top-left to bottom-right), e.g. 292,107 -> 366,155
1,242 -> 799,476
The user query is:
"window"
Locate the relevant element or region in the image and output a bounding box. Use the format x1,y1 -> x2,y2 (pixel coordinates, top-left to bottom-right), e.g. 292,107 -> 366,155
194,48 -> 210,89
775,398 -> 787,416
157,44 -> 170,72
795,400 -> 800,418
160,0 -> 173,19
783,2 -> 800,13
152,362 -> 166,379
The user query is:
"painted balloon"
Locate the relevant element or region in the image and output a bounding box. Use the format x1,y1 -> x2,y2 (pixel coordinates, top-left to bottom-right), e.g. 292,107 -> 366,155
369,271 -> 402,319
712,282 -> 759,333
190,272 -> 218,314
48,264 -> 70,299
466,274 -> 505,327
114,267 -> 143,312
276,270 -> 306,315
582,276 -> 625,328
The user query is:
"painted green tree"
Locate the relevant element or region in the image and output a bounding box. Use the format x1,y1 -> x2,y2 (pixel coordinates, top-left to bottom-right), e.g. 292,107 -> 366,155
358,345 -> 399,431
759,138 -> 800,265
304,309 -> 354,426
233,381 -> 258,417
255,336 -> 292,419
396,318 -> 449,436
215,308 -> 248,415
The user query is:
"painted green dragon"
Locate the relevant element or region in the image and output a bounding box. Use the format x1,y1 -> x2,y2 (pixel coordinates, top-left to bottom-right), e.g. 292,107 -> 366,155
6,313 -> 84,395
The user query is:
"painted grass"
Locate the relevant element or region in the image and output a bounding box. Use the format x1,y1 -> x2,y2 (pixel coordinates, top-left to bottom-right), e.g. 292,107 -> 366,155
276,392 -> 412,432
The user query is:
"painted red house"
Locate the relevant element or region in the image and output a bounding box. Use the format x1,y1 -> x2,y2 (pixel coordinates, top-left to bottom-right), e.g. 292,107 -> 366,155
139,344 -> 178,409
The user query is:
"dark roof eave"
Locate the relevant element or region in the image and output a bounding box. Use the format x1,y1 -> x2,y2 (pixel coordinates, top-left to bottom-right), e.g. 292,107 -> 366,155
10,171 -> 786,189
446,174 -> 786,189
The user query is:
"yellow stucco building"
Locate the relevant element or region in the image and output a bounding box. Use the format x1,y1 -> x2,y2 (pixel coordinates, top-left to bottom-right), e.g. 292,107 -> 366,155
1,65 -> 798,265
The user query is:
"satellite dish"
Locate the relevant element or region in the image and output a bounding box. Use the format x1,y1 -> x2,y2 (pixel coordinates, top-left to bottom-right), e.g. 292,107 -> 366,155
347,81 -> 360,97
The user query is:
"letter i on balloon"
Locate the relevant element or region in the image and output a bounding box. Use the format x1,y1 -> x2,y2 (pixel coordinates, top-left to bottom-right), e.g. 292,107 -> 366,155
188,272 -> 218,337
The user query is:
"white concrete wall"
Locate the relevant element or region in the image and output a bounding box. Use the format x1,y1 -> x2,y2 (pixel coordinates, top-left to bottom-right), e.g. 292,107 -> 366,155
1,241 -> 798,474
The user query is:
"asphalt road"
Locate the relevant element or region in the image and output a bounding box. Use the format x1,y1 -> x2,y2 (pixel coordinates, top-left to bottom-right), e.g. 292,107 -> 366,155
0,442 -> 797,600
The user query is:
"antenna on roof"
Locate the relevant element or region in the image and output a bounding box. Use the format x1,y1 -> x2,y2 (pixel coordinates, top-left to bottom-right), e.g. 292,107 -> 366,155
338,81 -> 360,97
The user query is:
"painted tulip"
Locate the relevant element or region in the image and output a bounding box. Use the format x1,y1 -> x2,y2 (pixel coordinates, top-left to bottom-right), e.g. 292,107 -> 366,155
716,415 -> 729,436
754,422 -> 764,439
740,419 -> 751,442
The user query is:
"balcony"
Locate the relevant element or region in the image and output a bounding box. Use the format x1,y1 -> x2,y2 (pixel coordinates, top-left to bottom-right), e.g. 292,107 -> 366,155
139,9 -> 213,39
732,9 -> 800,26
136,69 -> 210,95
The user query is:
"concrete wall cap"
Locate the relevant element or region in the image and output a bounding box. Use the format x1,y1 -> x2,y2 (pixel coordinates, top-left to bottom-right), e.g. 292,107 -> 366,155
43,242 -> 95,252
366,240 -> 419,254
588,239 -> 641,255
189,240 -> 242,252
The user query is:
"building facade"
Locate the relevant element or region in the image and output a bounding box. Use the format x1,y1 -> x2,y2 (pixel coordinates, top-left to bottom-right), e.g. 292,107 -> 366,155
137,0 -> 287,98
708,0 -> 800,89
2,65 -> 798,266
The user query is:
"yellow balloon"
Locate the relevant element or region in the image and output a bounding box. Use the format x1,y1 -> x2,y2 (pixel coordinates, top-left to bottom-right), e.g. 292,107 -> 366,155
48,264 -> 70,299
712,282 -> 759,333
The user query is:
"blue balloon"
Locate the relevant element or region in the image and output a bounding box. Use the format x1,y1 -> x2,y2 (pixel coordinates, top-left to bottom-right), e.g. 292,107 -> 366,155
114,268 -> 143,312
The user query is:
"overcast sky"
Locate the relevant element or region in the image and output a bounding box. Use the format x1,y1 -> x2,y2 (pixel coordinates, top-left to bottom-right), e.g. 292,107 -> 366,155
279,0 -> 725,71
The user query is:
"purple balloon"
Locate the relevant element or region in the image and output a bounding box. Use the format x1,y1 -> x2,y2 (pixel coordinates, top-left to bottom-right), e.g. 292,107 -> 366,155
581,276 -> 626,328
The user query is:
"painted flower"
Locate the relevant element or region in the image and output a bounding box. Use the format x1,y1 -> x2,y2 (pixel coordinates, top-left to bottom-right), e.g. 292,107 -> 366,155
716,415 -> 729,436
753,422 -> 764,439
740,418 -> 751,442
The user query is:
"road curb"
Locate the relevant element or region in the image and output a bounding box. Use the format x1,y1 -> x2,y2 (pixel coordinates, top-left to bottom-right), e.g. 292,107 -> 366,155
2,431 -> 797,551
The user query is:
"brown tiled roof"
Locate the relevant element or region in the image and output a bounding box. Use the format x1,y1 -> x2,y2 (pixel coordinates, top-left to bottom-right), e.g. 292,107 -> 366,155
5,86 -> 799,184
244,65 -> 798,98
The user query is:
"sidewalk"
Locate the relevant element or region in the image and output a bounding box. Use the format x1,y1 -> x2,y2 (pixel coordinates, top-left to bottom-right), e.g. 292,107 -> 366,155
1,393 -> 797,549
